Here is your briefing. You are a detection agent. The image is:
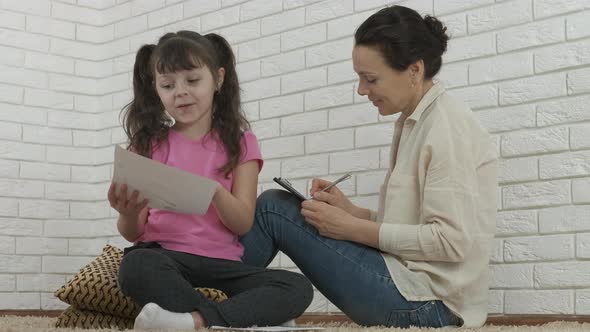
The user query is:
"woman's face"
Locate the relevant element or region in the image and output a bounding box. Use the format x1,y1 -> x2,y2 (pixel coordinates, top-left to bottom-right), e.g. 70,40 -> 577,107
352,45 -> 417,116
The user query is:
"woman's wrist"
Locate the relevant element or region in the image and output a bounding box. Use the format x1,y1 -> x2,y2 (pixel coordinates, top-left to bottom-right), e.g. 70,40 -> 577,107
348,217 -> 381,248
350,205 -> 370,220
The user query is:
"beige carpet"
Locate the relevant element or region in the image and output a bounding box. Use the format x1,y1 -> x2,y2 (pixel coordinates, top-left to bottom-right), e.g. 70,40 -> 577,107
0,316 -> 589,332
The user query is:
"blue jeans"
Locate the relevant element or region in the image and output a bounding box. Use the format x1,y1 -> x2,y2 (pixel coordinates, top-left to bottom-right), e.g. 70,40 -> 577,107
240,189 -> 461,328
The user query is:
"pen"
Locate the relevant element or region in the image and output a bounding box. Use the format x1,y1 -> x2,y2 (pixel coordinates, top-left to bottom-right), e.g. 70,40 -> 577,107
320,173 -> 352,193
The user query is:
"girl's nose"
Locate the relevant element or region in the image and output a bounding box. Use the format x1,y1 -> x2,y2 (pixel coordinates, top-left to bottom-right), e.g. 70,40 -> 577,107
175,83 -> 189,96
175,87 -> 188,97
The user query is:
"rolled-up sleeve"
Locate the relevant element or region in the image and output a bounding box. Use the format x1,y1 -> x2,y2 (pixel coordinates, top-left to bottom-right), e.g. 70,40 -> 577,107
378,126 -> 480,262
369,209 -> 378,222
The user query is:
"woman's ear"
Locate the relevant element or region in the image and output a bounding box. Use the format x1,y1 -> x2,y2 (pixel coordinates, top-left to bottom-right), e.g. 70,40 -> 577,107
217,67 -> 225,90
408,60 -> 425,83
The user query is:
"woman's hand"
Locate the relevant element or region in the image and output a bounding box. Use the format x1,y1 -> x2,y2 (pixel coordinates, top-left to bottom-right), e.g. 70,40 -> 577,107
301,200 -> 357,241
309,178 -> 358,216
108,182 -> 148,221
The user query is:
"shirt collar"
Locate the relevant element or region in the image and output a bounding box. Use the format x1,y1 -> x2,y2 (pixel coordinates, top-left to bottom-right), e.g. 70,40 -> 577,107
405,82 -> 446,123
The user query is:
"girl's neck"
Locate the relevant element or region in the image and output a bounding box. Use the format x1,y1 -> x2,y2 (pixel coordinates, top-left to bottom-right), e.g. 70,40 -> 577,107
172,117 -> 212,141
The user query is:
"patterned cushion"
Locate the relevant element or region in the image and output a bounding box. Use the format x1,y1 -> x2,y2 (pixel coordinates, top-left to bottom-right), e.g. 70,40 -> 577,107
196,287 -> 229,303
55,285 -> 229,330
54,244 -> 229,328
54,244 -> 141,317
55,305 -> 133,330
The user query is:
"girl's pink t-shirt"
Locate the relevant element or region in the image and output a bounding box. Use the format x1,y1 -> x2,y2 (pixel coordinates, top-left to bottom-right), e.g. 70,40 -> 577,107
136,129 -> 263,261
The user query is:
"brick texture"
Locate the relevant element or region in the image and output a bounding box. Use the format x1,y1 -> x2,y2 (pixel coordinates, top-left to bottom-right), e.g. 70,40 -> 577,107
0,0 -> 588,315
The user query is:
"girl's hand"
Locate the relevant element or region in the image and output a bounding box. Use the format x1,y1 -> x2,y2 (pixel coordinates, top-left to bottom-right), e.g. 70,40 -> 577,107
301,200 -> 356,240
108,182 -> 148,220
309,178 -> 357,215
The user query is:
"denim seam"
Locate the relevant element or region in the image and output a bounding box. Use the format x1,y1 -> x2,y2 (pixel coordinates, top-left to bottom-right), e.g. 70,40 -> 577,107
386,301 -> 437,328
260,207 -> 394,283
387,300 -> 434,314
434,301 -> 445,327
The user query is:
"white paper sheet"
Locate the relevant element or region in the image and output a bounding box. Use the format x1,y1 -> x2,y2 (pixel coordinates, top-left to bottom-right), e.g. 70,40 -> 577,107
210,326 -> 324,331
112,145 -> 217,215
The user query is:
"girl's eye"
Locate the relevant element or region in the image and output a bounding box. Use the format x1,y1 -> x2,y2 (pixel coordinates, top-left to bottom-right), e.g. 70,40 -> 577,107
366,77 -> 376,84
188,79 -> 200,83
161,84 -> 172,89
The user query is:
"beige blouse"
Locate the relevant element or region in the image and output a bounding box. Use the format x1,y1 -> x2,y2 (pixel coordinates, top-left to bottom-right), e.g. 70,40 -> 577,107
372,83 -> 498,328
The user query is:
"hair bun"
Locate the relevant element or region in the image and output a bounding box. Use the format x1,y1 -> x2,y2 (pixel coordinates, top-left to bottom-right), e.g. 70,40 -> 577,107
423,15 -> 448,53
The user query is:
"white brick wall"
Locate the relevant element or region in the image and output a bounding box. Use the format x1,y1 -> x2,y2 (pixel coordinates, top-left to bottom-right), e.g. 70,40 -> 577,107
0,0 -> 589,316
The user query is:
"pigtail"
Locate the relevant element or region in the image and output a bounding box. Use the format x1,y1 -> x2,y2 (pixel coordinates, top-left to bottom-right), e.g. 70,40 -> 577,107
205,33 -> 250,177
122,44 -> 170,157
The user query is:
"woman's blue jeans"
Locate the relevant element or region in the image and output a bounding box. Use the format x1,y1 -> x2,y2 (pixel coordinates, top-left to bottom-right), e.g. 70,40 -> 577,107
240,189 -> 461,328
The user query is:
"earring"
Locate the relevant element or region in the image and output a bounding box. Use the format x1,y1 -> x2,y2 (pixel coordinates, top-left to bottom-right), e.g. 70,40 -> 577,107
164,110 -> 176,127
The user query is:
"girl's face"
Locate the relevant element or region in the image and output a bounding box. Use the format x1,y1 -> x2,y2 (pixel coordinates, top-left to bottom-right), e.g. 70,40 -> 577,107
155,65 -> 224,134
352,45 -> 419,116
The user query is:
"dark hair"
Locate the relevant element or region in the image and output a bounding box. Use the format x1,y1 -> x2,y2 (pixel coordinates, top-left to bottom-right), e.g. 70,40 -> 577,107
354,5 -> 449,79
122,31 -> 249,177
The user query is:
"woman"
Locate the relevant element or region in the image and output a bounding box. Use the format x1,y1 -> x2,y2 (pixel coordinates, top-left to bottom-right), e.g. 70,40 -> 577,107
241,5 -> 497,329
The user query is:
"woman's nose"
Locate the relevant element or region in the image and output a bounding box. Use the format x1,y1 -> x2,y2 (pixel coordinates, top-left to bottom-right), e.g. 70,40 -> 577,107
357,81 -> 368,96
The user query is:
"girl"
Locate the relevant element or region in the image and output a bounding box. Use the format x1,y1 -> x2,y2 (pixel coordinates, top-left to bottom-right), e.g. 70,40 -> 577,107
107,31 -> 312,330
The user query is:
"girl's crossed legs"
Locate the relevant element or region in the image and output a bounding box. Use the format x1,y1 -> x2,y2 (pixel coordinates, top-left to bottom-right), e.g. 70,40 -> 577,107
118,242 -> 312,329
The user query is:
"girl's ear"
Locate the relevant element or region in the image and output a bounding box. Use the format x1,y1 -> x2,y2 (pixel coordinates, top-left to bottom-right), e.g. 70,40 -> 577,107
217,67 -> 225,90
